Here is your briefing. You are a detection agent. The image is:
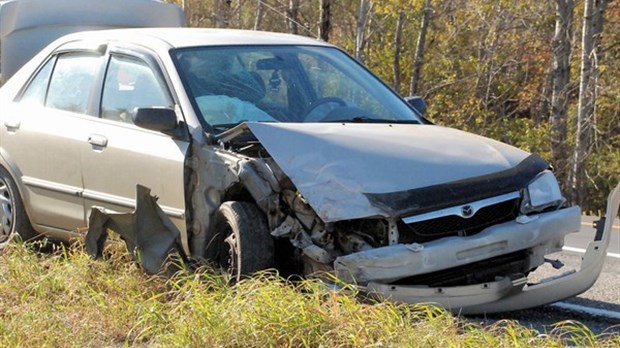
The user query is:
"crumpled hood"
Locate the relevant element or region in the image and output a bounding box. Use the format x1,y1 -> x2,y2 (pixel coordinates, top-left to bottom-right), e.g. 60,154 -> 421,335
246,122 -> 531,222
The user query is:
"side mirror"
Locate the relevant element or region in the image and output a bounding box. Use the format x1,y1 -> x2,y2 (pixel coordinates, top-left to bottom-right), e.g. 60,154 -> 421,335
133,107 -> 178,133
404,96 -> 427,116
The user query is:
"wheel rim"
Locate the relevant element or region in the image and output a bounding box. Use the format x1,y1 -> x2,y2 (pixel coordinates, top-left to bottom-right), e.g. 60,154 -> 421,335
0,178 -> 14,240
224,232 -> 239,279
219,224 -> 239,280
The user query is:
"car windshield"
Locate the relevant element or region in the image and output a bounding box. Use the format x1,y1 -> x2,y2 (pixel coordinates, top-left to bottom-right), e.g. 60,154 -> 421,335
172,45 -> 422,130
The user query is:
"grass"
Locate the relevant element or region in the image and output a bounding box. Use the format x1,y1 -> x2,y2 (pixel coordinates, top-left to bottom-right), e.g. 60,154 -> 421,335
1,241 -> 619,347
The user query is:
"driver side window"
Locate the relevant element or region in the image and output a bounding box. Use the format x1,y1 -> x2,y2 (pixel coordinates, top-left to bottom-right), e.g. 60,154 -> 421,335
101,55 -> 172,124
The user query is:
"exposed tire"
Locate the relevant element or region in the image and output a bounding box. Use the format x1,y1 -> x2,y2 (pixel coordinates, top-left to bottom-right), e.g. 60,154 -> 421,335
0,166 -> 37,247
213,201 -> 274,282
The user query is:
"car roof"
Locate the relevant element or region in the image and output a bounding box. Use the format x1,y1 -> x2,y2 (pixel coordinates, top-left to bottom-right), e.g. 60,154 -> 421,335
60,28 -> 334,50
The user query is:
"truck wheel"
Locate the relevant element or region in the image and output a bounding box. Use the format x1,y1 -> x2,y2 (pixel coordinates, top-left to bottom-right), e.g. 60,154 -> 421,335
213,201 -> 274,282
0,166 -> 37,247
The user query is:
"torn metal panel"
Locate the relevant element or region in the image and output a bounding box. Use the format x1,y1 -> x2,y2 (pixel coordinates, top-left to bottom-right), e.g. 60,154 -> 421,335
245,122 -> 530,222
85,185 -> 185,274
334,206 -> 581,284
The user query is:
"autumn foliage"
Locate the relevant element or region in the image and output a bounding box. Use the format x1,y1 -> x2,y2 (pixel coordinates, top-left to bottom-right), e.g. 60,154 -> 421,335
174,0 -> 618,212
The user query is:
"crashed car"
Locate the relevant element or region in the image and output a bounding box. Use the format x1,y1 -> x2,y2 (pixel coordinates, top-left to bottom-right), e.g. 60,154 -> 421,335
0,27 -> 617,314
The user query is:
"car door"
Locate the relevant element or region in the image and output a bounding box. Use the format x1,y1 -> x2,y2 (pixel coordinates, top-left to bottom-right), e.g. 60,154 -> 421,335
79,49 -> 189,237
0,51 -> 105,231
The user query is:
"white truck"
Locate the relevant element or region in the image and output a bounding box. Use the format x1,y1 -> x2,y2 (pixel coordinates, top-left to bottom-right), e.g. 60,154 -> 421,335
0,0 -> 185,84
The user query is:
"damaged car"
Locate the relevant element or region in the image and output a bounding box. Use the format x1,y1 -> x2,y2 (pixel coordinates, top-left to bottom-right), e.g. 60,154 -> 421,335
1,27 -> 618,314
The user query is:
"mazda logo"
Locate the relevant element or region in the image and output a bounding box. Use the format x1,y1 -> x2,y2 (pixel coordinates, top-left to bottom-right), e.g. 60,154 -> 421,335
461,205 -> 474,218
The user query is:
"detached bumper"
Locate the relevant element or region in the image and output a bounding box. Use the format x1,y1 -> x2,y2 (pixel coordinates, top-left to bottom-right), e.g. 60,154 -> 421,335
362,184 -> 620,314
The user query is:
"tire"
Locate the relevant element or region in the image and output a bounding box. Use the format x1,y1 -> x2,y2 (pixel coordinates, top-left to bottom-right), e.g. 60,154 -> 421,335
212,201 -> 274,282
0,166 -> 37,246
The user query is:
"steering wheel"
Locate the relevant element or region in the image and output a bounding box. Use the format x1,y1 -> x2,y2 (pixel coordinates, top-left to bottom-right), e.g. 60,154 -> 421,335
303,97 -> 347,121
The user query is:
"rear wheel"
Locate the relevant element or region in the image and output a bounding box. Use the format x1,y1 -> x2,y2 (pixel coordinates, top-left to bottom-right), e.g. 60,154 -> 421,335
0,166 -> 37,247
213,201 -> 274,282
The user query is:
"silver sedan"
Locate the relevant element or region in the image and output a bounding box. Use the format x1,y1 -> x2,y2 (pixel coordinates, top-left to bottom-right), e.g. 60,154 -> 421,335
1,28 -> 615,314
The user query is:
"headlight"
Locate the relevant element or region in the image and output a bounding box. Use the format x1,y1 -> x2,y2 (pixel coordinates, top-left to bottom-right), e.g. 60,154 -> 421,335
522,170 -> 565,213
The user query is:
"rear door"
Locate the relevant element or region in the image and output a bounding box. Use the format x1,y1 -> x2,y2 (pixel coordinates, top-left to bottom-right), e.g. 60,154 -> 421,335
1,51 -> 106,231
79,46 -> 189,238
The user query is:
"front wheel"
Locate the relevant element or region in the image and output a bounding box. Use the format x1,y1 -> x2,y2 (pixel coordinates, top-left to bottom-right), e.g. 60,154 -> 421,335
0,166 -> 37,247
213,201 -> 274,282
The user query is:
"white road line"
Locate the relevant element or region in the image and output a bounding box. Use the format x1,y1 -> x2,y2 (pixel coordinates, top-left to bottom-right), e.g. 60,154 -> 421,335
551,302 -> 620,320
562,246 -> 620,259
579,221 -> 620,229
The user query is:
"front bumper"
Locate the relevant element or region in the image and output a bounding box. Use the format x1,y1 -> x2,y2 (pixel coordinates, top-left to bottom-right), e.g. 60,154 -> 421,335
337,184 -> 620,314
335,206 -> 581,284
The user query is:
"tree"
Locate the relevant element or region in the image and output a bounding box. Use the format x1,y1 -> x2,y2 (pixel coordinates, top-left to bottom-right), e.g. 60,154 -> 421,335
570,0 -> 607,205
287,0 -> 300,34
214,0 -> 232,28
355,0 -> 371,62
549,0 -> 574,188
409,0 -> 431,96
253,0 -> 264,30
319,0 -> 332,41
393,11 -> 405,91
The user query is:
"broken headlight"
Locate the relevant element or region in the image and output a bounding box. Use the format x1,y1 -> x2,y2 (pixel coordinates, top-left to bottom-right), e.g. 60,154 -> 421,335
521,170 -> 565,214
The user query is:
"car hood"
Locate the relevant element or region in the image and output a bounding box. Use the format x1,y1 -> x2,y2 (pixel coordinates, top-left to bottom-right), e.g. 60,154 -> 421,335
246,122 -> 531,222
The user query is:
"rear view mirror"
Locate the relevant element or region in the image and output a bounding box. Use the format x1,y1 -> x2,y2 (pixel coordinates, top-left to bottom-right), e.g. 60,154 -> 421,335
133,107 -> 179,135
404,96 -> 427,116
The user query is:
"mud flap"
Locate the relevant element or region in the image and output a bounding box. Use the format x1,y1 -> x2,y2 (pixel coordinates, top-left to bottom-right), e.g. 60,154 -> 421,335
85,185 -> 186,274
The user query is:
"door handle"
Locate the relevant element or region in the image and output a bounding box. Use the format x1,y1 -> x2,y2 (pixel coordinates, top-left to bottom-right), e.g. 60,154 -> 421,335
4,120 -> 20,130
88,134 -> 108,148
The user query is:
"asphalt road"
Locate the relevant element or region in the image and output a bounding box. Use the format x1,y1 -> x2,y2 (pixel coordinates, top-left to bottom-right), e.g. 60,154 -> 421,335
566,215 -> 620,256
471,215 -> 620,336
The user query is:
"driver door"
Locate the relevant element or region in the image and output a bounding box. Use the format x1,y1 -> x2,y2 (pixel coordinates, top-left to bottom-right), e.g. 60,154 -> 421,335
79,52 -> 189,236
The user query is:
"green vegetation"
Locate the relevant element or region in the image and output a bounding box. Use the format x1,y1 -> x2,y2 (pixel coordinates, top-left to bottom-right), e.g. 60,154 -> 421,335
1,242 -> 618,347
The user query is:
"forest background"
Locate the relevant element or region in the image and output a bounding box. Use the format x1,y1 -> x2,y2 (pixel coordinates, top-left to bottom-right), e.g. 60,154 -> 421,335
171,0 -> 618,213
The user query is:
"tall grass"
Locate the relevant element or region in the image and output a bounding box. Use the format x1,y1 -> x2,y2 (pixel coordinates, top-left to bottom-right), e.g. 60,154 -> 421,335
1,242 -> 618,347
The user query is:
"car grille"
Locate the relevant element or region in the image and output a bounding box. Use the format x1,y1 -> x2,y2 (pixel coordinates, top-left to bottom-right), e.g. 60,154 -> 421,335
398,197 -> 520,244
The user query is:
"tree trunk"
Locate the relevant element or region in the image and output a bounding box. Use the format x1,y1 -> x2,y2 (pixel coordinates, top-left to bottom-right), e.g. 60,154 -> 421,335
550,0 -> 574,189
319,0 -> 332,42
570,0 -> 607,206
214,0 -> 232,28
253,0 -> 264,30
236,0 -> 242,28
393,11 -> 405,92
409,0 -> 431,96
286,0 -> 300,34
355,0 -> 370,62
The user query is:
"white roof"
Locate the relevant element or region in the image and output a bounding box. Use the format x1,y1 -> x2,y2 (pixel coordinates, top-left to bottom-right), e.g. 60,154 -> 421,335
62,28 -> 332,49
